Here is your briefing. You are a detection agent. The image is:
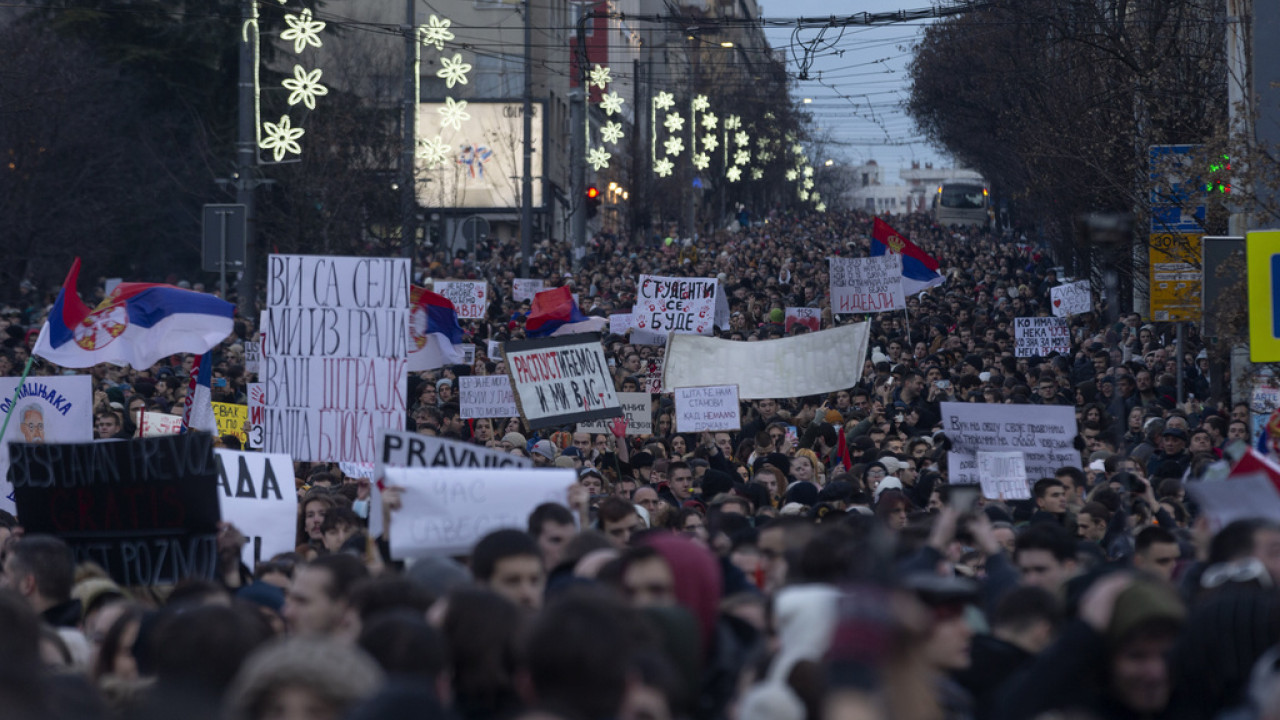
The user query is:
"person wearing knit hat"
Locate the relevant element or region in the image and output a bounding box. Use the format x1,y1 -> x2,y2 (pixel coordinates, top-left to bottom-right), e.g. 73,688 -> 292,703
500,432 -> 527,452
530,440 -> 557,466
225,637 -> 384,720
767,308 -> 785,325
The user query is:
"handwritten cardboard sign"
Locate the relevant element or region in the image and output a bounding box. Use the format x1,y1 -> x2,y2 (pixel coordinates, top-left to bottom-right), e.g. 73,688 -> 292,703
10,434 -> 222,586
503,333 -> 623,430
1014,316 -> 1071,357
976,451 -> 1031,500
212,402 -> 248,446
609,313 -> 635,336
634,275 -> 716,335
243,340 -> 261,374
941,402 -> 1080,486
1051,280 -> 1091,317
459,375 -> 518,419
674,385 -> 741,432
135,410 -> 183,437
512,279 -> 544,302
262,255 -> 410,463
434,280 -> 488,319
578,392 -> 653,436
829,255 -> 905,314
785,307 -> 820,333
215,449 -> 296,568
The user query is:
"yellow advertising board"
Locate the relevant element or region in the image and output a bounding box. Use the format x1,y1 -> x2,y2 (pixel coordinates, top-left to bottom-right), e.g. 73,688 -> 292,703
213,402 -> 249,446
1149,233 -> 1202,322
1248,230 -> 1280,362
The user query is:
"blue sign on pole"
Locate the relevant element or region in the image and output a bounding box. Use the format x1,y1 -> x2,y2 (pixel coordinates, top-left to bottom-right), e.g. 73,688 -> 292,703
1148,144 -> 1206,233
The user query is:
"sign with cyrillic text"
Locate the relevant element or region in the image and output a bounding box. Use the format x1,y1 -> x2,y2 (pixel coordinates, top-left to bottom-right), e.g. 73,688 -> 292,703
578,392 -> 652,436
1050,281 -> 1090,317
434,280 -> 488,319
213,402 -> 249,446
512,279 -> 544,302
0,376 -> 92,515
976,451 -> 1031,500
941,402 -> 1080,486
829,255 -> 905,314
459,375 -> 518,419
135,410 -> 183,437
215,449 -> 297,568
634,275 -> 716,335
502,333 -> 622,430
675,385 -> 741,432
1014,316 -> 1071,357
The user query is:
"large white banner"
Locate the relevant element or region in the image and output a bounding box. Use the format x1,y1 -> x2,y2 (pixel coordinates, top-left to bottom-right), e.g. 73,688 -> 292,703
388,467 -> 574,557
663,322 -> 871,399
1014,317 -> 1071,357
433,281 -> 488,320
459,375 -> 518,419
262,255 -> 410,463
215,449 -> 297,568
634,275 -> 717,335
828,255 -> 906,314
675,385 -> 741,432
578,392 -> 652,436
941,402 -> 1080,487
1051,280 -> 1091,317
503,333 -> 622,430
0,376 -> 92,514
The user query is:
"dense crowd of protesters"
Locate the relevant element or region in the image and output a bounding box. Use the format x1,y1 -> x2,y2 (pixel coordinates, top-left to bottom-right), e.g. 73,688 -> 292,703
0,208 -> 1274,720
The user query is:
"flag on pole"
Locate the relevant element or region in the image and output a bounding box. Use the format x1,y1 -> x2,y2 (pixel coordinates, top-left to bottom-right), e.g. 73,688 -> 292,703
181,353 -> 216,434
33,259 -> 234,369
408,286 -> 466,371
526,286 -> 606,337
870,217 -> 945,296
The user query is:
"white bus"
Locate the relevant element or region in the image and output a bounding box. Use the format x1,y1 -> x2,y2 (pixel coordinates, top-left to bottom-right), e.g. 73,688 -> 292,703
932,180 -> 991,227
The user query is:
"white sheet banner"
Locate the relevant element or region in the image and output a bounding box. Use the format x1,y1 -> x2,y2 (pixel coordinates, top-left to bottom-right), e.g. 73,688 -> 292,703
663,322 -> 871,400
976,451 -> 1031,500
634,275 -> 717,335
459,375 -> 518,418
388,467 -> 574,557
941,402 -> 1080,486
262,255 -> 410,463
578,392 -> 652,436
215,449 -> 297,568
0,376 -> 92,514
1014,317 -> 1071,357
829,255 -> 906,314
674,385 -> 741,432
1050,280 -> 1091,317
434,281 -> 488,319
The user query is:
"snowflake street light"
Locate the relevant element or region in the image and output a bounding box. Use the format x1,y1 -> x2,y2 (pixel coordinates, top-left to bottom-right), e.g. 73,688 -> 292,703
281,8 -> 325,54
663,136 -> 685,156
654,91 -> 676,111
589,65 -> 612,90
692,95 -> 710,112
437,53 -> 472,89
724,115 -> 741,130
792,143 -> 805,155
260,115 -> 305,161
803,178 -> 815,190
734,149 -> 750,166
701,113 -> 718,130
799,189 -> 810,201
420,15 -> 454,51
692,153 -> 709,171
282,65 -> 328,110
663,113 -> 685,133
438,97 -> 470,131
803,166 -> 814,178
751,168 -> 764,180
600,91 -> 625,115
703,134 -> 719,153
785,168 -> 798,181
655,158 -> 674,177
587,146 -> 612,170
417,135 -> 451,168
726,166 -> 742,182
815,202 -> 827,212
811,192 -> 821,202
601,121 -> 624,145
734,132 -> 750,148
758,150 -> 773,162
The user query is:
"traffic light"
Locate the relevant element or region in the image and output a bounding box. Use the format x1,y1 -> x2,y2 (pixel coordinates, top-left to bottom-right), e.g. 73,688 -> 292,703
586,186 -> 601,219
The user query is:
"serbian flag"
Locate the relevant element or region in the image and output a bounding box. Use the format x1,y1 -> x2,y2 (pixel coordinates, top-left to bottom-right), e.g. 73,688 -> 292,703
870,217 -> 945,296
408,286 -> 466,371
33,259 -> 234,370
181,353 -> 216,434
525,286 -> 606,338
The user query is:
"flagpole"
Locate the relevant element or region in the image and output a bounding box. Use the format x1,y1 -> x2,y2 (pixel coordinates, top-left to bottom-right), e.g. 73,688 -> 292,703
903,307 -> 911,346
0,356 -> 36,442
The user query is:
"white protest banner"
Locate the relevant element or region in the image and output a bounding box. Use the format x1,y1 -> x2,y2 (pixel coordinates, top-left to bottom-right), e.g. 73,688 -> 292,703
434,280 -> 488,319
1051,280 -> 1091,317
941,402 -> 1080,486
488,340 -> 502,360
1187,475 -> 1280,530
459,375 -> 518,418
503,333 -> 622,429
785,307 -> 821,333
634,275 -> 716,335
578,392 -> 652,435
1014,317 -> 1071,357
512,278 -> 544,302
247,382 -> 265,449
609,313 -> 635,336
977,451 -> 1031,500
675,385 -> 741,432
828,255 -> 906,314
244,340 -> 261,374
631,328 -> 668,347
135,410 -> 183,437
388,467 -> 574,558
215,449 -> 296,568
0,376 -> 92,514
262,255 -> 410,463
664,322 -> 871,399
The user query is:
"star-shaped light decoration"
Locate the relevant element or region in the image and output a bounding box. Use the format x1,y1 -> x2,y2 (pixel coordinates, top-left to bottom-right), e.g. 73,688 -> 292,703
726,166 -> 742,182
692,153 -> 710,170
599,91 -> 624,115
600,121 -> 624,145
701,113 -> 718,130
281,8 -> 325,54
654,91 -> 675,111
692,94 -> 710,112
799,189 -> 810,201
811,192 -> 821,202
663,112 -> 684,133
438,96 -> 470,131
589,64 -> 612,90
420,15 -> 454,51
724,115 -> 741,130
751,168 -> 764,180
703,134 -> 719,153
758,150 -> 773,162
416,135 -> 452,168
663,136 -> 685,156
792,143 -> 805,155
436,53 -> 472,88
757,136 -> 770,149
803,178 -> 815,190
282,65 -> 328,110
655,158 -> 674,177
734,149 -> 750,166
587,146 -> 612,171
803,166 -> 814,178
260,115 -> 305,161
734,131 -> 750,147
816,202 -> 827,212
785,168 -> 798,181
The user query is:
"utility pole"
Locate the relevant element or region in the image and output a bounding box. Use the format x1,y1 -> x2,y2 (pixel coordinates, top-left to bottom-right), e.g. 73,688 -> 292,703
570,11 -> 589,272
235,0 -> 258,318
402,0 -> 417,267
520,0 -> 534,277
